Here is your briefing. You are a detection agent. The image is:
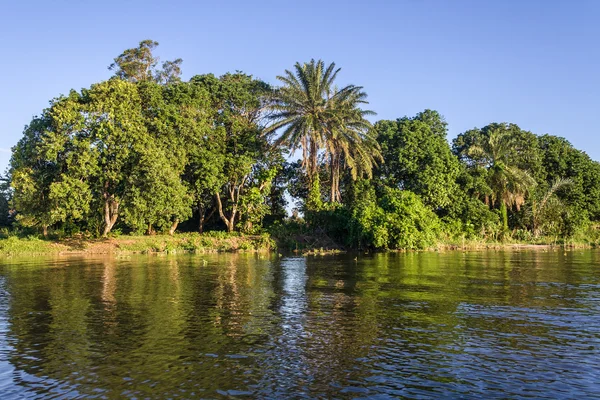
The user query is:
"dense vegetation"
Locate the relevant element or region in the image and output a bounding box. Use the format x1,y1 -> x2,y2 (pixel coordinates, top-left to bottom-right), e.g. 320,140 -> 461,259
2,40 -> 599,250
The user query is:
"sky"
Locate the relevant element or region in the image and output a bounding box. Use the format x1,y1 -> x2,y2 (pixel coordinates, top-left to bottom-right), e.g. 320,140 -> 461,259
1,0 -> 599,173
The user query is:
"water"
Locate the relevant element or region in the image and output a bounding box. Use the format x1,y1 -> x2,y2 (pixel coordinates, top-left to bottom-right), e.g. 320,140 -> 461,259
0,250 -> 599,398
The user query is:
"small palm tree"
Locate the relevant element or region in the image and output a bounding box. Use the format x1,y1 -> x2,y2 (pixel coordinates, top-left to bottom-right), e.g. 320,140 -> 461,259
468,128 -> 537,233
266,59 -> 380,202
529,178 -> 572,237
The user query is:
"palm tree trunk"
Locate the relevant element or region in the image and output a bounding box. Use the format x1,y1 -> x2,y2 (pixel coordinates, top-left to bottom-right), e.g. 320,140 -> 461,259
501,202 -> 509,235
335,158 -> 341,203
309,139 -> 318,182
330,154 -> 336,203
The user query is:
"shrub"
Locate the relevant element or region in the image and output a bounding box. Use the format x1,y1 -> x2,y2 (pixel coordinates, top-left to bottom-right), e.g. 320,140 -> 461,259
348,184 -> 441,250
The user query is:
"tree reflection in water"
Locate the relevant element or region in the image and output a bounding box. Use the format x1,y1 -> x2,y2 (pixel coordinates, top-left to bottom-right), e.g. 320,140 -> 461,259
0,251 -> 598,398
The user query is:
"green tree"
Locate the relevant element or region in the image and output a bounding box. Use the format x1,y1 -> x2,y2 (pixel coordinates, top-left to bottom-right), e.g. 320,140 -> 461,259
375,110 -> 460,209
266,59 -> 380,203
109,40 -> 183,84
348,181 -> 441,250
528,178 -> 572,238
134,80 -> 215,234
325,89 -> 382,202
0,174 -> 10,226
193,73 -> 278,232
10,114 -> 64,236
457,127 -> 537,234
15,80 -> 151,236
538,134 -> 600,225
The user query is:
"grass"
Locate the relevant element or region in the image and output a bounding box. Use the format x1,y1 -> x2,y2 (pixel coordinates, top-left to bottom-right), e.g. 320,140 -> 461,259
0,225 -> 598,257
0,235 -> 65,255
114,232 -> 274,254
0,232 -> 276,256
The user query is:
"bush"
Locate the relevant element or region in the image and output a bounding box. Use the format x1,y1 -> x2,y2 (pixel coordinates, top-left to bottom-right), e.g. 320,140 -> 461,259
348,184 -> 441,250
441,192 -> 501,240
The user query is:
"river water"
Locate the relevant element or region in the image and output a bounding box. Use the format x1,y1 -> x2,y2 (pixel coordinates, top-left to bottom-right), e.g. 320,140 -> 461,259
0,250 -> 599,398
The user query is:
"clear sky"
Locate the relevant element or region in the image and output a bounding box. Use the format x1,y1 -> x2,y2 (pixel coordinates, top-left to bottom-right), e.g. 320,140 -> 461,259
1,0 -> 599,173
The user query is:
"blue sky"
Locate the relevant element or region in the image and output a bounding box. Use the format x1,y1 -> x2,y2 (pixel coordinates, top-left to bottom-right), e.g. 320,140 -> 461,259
1,0 -> 599,173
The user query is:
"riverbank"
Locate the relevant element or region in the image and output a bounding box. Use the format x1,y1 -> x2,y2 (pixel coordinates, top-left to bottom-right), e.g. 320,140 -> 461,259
0,232 -> 597,256
0,233 -> 275,256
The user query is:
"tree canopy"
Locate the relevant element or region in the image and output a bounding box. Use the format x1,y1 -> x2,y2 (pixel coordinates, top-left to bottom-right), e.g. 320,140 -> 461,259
4,40 -> 600,249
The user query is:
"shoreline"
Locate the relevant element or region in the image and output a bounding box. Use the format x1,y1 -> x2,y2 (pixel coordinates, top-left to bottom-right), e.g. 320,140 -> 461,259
0,234 -> 596,257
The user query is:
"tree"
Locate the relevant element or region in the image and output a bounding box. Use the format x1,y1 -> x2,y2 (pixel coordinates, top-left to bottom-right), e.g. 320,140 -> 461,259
453,122 -> 545,183
135,80 -> 214,234
20,80 -> 151,236
192,72 -> 278,232
324,88 -> 382,202
458,127 -> 537,233
538,134 -> 600,224
529,178 -> 572,237
0,174 -> 10,226
347,181 -> 441,250
266,59 -> 380,203
121,148 -> 192,235
375,110 -> 460,209
10,115 -> 61,236
109,40 -> 183,84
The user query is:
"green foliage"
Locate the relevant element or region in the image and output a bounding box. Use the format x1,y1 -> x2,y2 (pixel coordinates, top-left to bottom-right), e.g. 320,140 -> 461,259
348,182 -> 441,250
9,115 -> 59,233
109,40 -> 182,84
5,40 -> 600,249
192,72 -> 279,233
305,174 -> 324,211
453,125 -> 537,234
266,59 -> 381,203
441,190 -> 501,240
375,110 -> 460,209
0,236 -> 56,255
538,135 -> 600,223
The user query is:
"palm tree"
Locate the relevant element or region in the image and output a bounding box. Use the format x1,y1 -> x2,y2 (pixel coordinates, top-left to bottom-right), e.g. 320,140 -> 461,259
265,59 -> 381,203
468,128 -> 537,233
530,178 -> 572,237
324,88 -> 382,202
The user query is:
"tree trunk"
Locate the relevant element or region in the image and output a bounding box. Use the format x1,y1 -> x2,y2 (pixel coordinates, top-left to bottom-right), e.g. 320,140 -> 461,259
334,159 -> 341,203
227,214 -> 236,233
330,155 -> 336,203
500,202 -> 508,237
199,207 -> 216,234
102,194 -> 119,237
309,139 -> 318,182
199,213 -> 205,234
215,192 -> 236,233
198,203 -> 206,234
42,225 -> 48,238
169,219 -> 179,236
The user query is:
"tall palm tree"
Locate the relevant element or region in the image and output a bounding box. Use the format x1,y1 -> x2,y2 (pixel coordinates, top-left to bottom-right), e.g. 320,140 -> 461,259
265,59 -> 380,202
324,88 -> 381,202
468,128 -> 537,233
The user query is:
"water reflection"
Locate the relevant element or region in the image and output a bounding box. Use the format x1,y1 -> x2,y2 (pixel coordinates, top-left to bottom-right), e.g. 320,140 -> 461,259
0,251 -> 598,398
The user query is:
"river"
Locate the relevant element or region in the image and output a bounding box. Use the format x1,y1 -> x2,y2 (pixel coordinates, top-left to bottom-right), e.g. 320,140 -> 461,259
0,250 -> 599,398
